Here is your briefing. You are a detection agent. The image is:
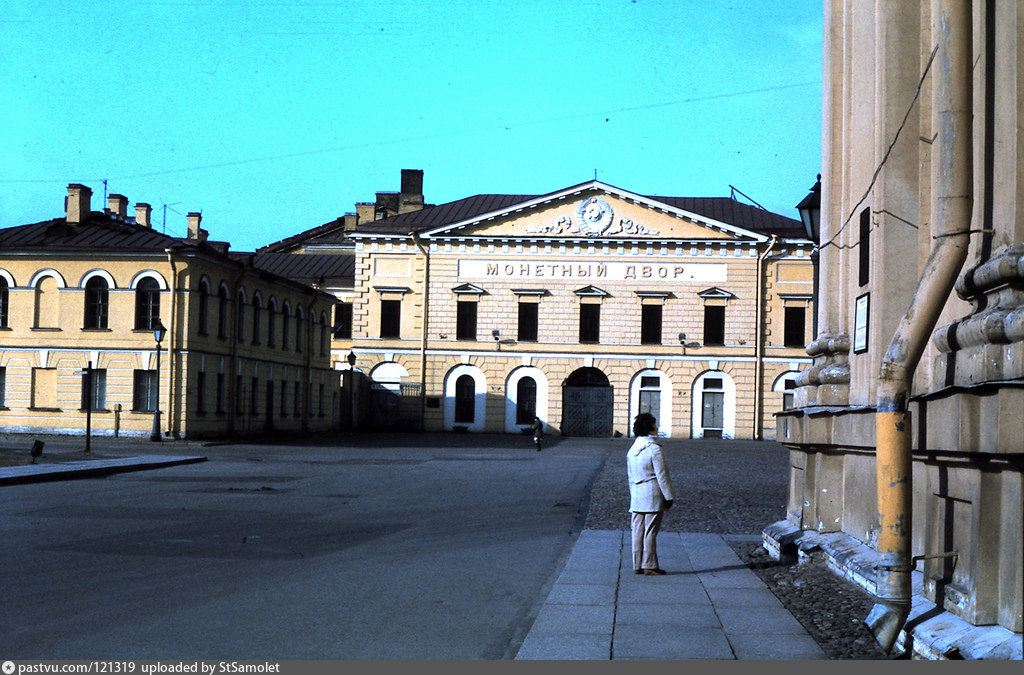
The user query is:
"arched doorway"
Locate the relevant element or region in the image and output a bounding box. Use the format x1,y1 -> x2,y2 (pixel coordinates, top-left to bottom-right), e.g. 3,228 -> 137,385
691,371 -> 737,439
562,367 -> 613,437
443,364 -> 487,432
369,362 -> 409,430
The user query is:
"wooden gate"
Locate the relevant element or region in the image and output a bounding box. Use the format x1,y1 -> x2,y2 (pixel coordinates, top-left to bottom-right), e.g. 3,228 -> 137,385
562,385 -> 613,437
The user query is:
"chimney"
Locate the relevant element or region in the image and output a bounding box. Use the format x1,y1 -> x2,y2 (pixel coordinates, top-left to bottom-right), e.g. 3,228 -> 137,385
356,202 -> 375,223
187,212 -> 208,242
108,194 -> 128,218
66,184 -> 92,223
135,203 -> 152,228
399,169 -> 424,214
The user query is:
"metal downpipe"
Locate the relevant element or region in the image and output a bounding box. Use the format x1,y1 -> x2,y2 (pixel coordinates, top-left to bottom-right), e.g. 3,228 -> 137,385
866,0 -> 973,654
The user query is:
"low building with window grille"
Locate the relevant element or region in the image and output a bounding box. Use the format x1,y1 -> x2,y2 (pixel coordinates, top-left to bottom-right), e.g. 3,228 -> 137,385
0,184 -> 340,439
271,172 -> 816,439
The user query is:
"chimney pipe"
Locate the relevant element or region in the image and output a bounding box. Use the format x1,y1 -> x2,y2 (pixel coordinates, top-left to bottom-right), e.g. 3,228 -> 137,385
135,203 -> 152,228
108,194 -> 128,218
66,184 -> 92,224
187,212 -> 208,242
400,169 -> 424,214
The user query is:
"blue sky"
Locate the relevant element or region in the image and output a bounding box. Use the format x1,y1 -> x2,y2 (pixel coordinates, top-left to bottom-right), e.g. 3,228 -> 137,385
2,0 -> 823,252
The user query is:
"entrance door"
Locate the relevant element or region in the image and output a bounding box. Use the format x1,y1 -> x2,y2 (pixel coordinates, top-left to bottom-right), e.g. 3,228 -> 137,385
701,377 -> 725,438
562,367 -> 613,437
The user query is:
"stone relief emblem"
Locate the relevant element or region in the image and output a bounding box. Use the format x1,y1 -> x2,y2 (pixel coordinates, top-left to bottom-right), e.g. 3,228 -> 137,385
522,195 -> 661,236
575,196 -> 614,236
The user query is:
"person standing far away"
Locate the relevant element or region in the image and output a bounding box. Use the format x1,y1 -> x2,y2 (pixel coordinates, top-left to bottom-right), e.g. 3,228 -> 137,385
532,416 -> 544,452
626,412 -> 674,575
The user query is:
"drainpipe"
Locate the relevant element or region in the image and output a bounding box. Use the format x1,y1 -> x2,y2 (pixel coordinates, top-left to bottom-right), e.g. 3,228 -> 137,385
753,235 -> 777,440
410,231 -> 429,430
866,0 -> 972,654
165,248 -> 178,438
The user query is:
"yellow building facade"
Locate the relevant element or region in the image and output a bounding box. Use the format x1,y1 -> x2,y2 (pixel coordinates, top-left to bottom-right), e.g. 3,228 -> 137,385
315,179 -> 815,439
0,184 -> 340,440
774,1 -> 1022,658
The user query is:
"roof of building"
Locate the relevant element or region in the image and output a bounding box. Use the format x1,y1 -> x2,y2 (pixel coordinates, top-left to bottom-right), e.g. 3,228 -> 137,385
257,181 -> 807,252
237,252 -> 354,288
0,212 -> 189,252
356,186 -> 804,239
0,211 -> 342,297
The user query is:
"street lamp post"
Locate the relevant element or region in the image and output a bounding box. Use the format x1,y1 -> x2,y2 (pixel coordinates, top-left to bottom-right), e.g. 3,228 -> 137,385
346,351 -> 357,431
151,320 -> 166,442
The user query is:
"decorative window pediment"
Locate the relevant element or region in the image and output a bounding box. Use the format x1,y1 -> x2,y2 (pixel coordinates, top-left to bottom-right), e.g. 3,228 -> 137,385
697,287 -> 736,300
511,288 -> 549,297
373,285 -> 411,296
452,283 -> 487,295
574,285 -> 609,297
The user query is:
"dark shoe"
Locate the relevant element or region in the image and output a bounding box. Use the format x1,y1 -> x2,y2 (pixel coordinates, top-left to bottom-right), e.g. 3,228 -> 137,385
643,568 -> 667,575
633,569 -> 643,575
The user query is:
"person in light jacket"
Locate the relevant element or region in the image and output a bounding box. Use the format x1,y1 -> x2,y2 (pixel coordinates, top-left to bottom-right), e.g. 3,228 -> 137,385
626,412 -> 674,575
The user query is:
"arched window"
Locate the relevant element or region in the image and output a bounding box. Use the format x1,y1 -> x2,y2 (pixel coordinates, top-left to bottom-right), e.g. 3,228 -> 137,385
295,306 -> 304,353
84,277 -> 109,329
217,285 -> 229,338
251,294 -> 262,345
197,280 -> 210,335
281,303 -> 291,350
454,374 -> 476,423
267,298 -> 277,347
0,276 -> 8,328
236,290 -> 246,342
320,311 -> 329,356
515,377 -> 537,425
134,277 -> 161,330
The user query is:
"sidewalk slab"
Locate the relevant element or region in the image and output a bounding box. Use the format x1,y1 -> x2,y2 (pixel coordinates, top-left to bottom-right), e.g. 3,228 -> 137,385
515,529 -> 827,660
0,455 -> 207,485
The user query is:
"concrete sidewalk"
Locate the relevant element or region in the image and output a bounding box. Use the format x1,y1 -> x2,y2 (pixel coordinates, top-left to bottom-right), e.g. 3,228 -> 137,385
515,529 -> 826,660
0,454 -> 206,485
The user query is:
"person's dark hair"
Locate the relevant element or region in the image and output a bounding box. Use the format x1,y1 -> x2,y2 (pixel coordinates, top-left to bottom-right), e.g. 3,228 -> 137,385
633,412 -> 657,436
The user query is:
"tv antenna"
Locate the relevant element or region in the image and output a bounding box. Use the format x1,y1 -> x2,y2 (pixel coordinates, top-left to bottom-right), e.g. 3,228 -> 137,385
729,185 -> 767,210
160,200 -> 182,234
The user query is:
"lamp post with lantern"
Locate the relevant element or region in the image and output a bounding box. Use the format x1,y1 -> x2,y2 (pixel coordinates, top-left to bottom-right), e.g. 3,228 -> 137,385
150,320 -> 166,441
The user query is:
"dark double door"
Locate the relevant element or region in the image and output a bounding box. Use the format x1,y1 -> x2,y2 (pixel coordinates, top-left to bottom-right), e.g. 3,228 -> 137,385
562,367 -> 613,437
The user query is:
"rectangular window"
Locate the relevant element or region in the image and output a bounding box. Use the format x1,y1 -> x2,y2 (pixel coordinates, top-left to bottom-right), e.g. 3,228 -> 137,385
641,304 -> 663,345
197,371 -> 207,413
216,373 -> 225,414
782,380 -> 797,411
334,303 -> 353,340
81,368 -> 107,411
318,383 -> 325,417
0,366 -> 6,408
456,300 -> 477,340
380,299 -> 401,338
280,380 -> 288,416
703,305 -> 725,346
251,376 -> 259,415
132,370 -> 158,412
31,368 -> 57,409
858,207 -> 870,287
579,304 -> 600,343
294,380 -> 301,414
784,306 -> 806,348
518,302 -> 538,342
236,375 -> 244,413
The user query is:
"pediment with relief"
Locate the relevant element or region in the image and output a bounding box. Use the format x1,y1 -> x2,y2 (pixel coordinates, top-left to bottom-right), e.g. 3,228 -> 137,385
421,183 -> 765,243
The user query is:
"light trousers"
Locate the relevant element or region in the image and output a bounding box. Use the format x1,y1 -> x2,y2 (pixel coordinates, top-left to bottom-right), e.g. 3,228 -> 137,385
631,511 -> 664,571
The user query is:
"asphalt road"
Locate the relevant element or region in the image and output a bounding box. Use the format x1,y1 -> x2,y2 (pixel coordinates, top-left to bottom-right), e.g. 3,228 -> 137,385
0,434 -> 608,660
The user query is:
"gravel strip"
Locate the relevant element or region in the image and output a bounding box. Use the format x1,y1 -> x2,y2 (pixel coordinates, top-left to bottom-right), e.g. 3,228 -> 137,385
583,439 -> 888,660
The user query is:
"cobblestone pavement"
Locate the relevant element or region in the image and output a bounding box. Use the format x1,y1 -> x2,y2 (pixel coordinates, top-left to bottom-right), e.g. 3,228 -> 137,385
583,438 -> 888,660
